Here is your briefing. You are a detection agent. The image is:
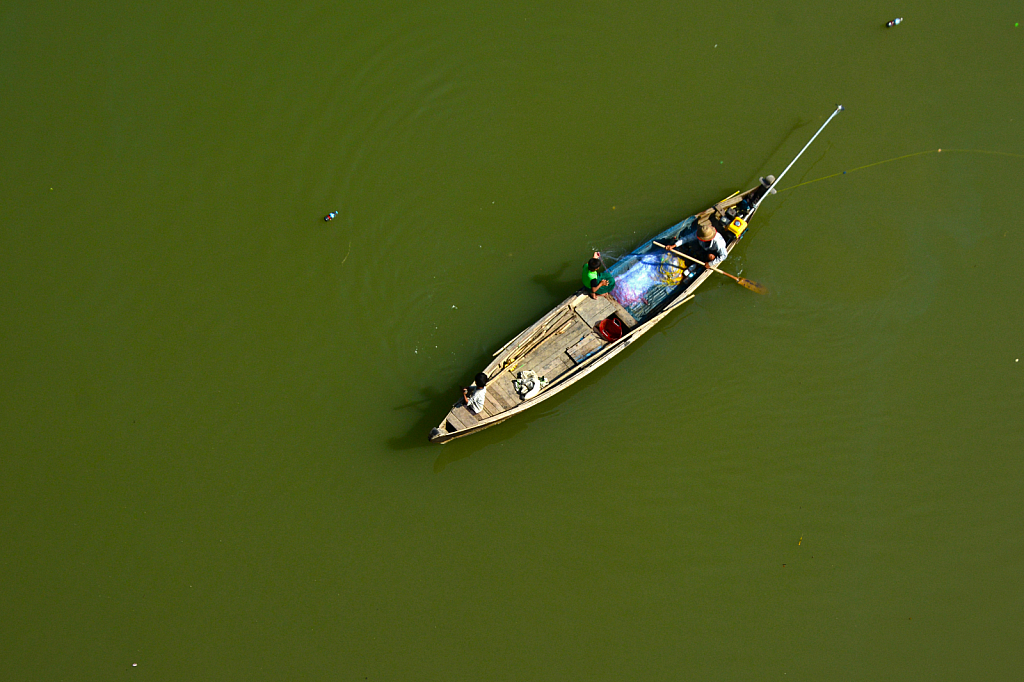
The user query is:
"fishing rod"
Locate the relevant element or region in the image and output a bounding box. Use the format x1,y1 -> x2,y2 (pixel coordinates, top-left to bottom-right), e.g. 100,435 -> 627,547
750,104 -> 844,215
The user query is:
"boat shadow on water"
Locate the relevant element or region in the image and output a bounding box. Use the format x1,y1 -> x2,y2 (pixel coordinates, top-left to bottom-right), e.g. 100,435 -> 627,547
386,345 -> 527,455
386,260 -> 586,456
530,260 -> 576,298
413,105 -> 845,452
743,116 -> 814,187
426,320 -> 678,471
391,214 -> 726,461
387,385 -> 454,452
396,304 -> 704,472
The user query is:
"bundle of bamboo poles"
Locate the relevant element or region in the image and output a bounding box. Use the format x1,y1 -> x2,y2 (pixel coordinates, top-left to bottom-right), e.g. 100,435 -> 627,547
500,306 -> 576,374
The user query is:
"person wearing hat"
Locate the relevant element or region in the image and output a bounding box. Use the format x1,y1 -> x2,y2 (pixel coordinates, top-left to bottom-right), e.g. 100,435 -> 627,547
663,222 -> 728,276
749,175 -> 777,205
582,251 -> 616,300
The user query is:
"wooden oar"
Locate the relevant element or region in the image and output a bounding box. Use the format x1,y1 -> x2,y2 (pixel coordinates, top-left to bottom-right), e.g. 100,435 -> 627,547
653,241 -> 767,294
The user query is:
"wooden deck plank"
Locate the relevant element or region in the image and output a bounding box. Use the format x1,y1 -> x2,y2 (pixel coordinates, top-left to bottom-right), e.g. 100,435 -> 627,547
458,403 -> 481,424
535,352 -> 573,381
445,408 -> 474,431
487,377 -> 519,409
482,390 -> 508,418
520,332 -> 569,371
457,404 -> 484,425
492,370 -> 518,390
567,332 -> 605,363
608,299 -> 638,328
502,317 -> 587,391
497,301 -> 576,357
507,308 -> 575,361
507,315 -> 585,375
503,299 -> 572,348
528,319 -> 593,372
565,333 -> 593,358
575,296 -> 615,328
519,325 -> 583,374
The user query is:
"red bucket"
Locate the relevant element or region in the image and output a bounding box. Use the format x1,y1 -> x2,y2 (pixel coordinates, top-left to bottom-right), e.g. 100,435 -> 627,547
597,317 -> 623,342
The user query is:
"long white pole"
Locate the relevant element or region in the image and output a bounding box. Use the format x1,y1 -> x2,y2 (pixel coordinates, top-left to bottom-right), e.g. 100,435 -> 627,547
751,105 -> 844,213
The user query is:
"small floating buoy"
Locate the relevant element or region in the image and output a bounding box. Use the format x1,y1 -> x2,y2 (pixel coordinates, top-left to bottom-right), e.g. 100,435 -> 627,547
886,17 -> 903,27
324,211 -> 338,221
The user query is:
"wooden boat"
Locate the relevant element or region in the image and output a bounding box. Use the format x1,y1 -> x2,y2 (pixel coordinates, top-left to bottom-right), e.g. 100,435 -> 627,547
429,107 -> 843,443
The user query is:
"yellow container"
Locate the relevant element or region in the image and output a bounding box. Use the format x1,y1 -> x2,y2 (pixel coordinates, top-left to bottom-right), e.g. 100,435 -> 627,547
727,217 -> 748,237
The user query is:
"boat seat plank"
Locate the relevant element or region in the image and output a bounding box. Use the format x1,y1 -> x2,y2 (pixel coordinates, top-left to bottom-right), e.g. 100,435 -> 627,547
567,332 -> 605,364
517,327 -> 583,375
574,296 -> 616,328
608,299 -> 638,328
444,408 -> 473,432
453,404 -> 484,428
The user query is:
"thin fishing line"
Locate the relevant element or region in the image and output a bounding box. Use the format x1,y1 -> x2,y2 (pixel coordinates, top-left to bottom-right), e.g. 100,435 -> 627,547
779,148 -> 1024,192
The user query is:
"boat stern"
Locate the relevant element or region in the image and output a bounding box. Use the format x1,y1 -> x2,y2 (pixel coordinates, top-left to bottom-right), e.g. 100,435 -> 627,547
428,413 -> 461,444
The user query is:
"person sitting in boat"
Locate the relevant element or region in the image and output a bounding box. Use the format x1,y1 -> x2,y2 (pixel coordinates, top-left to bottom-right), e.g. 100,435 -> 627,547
462,372 -> 489,415
582,252 -> 616,300
663,222 -> 727,277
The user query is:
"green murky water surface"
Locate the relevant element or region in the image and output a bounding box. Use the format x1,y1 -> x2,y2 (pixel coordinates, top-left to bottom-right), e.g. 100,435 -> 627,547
2,1 -> 1023,679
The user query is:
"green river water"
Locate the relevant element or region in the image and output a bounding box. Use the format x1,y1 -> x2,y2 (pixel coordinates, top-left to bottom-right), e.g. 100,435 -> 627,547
2,1 -> 1023,679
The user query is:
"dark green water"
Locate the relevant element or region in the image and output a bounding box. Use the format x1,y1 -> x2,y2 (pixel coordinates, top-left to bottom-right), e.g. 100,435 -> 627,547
3,1 -> 1023,679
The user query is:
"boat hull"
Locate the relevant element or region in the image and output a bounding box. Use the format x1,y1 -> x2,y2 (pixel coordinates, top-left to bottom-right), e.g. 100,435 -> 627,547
428,186 -> 758,443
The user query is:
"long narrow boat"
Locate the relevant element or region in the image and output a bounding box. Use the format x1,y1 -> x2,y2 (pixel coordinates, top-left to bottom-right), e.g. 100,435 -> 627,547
429,106 -> 843,443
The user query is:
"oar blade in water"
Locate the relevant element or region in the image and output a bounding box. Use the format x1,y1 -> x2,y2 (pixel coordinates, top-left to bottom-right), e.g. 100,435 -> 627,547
738,278 -> 768,295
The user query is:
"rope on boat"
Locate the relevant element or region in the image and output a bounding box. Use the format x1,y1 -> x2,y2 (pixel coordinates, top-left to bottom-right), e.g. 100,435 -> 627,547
780,148 -> 1024,193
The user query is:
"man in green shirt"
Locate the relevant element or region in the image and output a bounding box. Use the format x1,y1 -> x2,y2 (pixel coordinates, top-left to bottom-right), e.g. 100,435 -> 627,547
582,251 -> 615,300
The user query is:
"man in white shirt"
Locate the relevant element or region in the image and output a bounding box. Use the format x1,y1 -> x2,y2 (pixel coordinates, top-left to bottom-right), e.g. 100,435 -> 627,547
462,373 -> 489,414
